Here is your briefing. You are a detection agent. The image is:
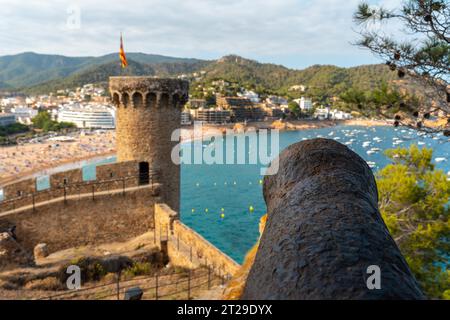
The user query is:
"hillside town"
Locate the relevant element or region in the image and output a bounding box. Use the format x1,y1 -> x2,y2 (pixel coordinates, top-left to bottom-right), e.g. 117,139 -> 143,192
0,80 -> 354,133
0,79 -> 358,184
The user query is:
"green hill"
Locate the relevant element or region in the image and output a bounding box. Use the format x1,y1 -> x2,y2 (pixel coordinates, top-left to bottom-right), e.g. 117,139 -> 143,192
0,52 -> 206,90
23,59 -> 209,95
0,52 -> 400,98
199,55 -> 396,96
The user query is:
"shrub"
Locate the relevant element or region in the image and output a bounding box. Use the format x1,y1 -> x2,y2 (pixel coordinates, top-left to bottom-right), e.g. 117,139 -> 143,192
59,257 -> 108,283
122,262 -> 154,279
25,277 -> 64,291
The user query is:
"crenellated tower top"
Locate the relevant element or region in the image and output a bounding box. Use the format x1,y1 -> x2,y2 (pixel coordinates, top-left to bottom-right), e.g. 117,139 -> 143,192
109,77 -> 189,109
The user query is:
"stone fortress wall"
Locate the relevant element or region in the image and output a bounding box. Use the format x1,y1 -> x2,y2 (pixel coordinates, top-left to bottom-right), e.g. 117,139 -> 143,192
154,203 -> 240,278
0,161 -> 160,253
0,77 -> 241,279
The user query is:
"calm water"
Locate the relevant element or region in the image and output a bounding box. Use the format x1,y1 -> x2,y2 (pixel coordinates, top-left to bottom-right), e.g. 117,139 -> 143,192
2,125 -> 449,263
180,126 -> 450,263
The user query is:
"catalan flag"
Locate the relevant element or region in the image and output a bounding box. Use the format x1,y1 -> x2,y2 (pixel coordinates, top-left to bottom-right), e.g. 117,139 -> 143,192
119,33 -> 128,68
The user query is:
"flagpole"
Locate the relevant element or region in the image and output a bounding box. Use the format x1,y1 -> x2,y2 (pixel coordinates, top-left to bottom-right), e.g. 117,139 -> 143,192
119,31 -> 128,76
120,32 -> 124,77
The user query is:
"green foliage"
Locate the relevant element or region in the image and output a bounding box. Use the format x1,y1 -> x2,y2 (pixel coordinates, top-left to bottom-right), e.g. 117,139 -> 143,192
339,82 -> 421,117
288,101 -> 301,118
339,88 -> 367,108
31,111 -> 51,128
377,145 -> 450,299
122,262 -> 154,278
0,122 -> 29,137
354,1 -> 449,128
59,257 -> 108,283
204,92 -> 216,106
31,111 -> 75,132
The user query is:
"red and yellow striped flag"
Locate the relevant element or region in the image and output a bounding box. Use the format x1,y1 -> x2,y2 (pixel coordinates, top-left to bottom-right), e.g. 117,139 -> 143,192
119,33 -> 128,68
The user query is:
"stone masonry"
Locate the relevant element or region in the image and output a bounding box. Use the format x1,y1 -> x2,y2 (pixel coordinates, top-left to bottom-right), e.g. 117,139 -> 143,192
109,77 -> 189,214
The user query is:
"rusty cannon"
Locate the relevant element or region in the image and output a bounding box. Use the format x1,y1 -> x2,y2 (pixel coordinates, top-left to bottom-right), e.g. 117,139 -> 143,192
242,139 -> 425,300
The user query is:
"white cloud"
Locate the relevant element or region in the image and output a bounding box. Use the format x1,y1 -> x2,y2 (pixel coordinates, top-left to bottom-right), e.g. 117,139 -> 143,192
0,0 -> 389,67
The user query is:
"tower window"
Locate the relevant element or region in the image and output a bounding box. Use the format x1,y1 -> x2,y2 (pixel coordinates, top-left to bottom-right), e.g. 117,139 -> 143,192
122,92 -> 130,108
132,92 -> 143,107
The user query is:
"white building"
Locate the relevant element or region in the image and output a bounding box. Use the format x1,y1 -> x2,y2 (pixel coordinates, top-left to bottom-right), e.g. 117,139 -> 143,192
289,85 -> 306,92
10,107 -> 38,124
314,107 -> 330,120
57,104 -> 115,129
1,97 -> 25,107
314,108 -> 352,120
331,110 -> 352,120
294,97 -> 313,111
0,113 -> 16,126
238,90 -> 260,103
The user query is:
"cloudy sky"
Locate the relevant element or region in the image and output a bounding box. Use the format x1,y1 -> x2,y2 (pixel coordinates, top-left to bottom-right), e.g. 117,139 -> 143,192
0,0 -> 402,69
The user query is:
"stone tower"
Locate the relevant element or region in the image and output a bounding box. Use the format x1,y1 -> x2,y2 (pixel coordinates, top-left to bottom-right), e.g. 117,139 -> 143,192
109,77 -> 189,213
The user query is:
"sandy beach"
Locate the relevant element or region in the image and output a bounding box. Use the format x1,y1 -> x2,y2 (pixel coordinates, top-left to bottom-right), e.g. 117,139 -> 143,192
0,119 -> 389,186
0,131 -> 116,185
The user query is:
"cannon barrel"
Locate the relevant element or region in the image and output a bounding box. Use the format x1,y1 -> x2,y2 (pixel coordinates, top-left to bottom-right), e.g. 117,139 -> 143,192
242,139 -> 425,300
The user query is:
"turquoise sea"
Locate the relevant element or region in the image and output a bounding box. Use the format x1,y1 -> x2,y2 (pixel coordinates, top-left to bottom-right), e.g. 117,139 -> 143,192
2,125 -> 449,263
180,125 -> 450,263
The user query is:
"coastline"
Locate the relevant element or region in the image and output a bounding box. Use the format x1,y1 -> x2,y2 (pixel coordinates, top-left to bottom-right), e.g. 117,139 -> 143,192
0,119 -> 389,186
0,151 -> 116,186
180,119 -> 390,142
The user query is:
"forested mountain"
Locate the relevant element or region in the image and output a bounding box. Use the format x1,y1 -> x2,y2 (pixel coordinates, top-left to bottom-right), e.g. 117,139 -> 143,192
199,55 -> 396,96
0,52 -> 205,90
1,52 -> 399,98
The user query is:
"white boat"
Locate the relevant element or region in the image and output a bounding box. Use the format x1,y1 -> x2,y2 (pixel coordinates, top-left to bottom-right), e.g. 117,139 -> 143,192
435,157 -> 447,163
362,141 -> 371,148
418,141 -> 426,145
367,150 -> 376,155
367,161 -> 377,168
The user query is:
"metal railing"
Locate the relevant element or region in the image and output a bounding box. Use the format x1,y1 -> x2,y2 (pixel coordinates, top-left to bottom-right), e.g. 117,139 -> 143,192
38,266 -> 225,300
0,172 -> 159,214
